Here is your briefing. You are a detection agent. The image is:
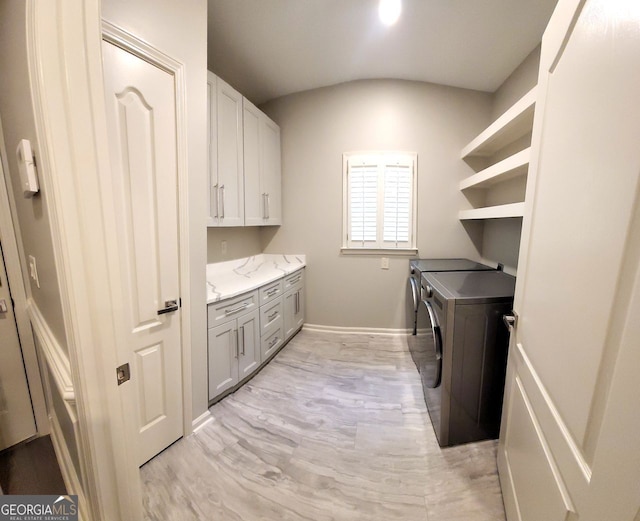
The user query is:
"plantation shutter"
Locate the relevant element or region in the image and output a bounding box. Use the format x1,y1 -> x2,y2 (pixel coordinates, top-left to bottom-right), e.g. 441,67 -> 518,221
344,152 -> 416,250
383,163 -> 412,247
348,161 -> 378,246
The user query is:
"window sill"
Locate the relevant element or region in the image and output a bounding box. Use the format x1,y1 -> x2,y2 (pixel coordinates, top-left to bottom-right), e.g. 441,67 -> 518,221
340,248 -> 418,256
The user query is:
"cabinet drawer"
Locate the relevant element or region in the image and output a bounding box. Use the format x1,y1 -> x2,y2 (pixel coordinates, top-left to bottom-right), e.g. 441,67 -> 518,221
283,269 -> 304,293
261,319 -> 284,361
207,290 -> 258,327
260,296 -> 283,335
259,279 -> 283,305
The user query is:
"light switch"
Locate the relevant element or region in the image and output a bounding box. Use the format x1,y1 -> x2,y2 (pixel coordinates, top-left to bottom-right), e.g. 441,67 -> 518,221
28,255 -> 40,288
381,257 -> 389,270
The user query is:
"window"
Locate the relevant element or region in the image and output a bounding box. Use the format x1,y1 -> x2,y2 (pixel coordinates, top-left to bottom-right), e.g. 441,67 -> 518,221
342,152 -> 417,253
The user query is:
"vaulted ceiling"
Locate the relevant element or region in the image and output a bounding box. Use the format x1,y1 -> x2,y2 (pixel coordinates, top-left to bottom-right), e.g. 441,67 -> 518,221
208,0 -> 558,105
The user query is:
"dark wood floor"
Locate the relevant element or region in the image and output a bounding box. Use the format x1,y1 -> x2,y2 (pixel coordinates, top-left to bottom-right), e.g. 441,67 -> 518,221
0,435 -> 66,495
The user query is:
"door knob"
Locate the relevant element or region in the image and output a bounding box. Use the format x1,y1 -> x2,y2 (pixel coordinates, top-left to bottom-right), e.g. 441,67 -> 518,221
503,311 -> 518,329
157,299 -> 179,315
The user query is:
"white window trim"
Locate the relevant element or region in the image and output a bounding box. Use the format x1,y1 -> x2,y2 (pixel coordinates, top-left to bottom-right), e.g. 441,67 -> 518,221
342,151 -> 418,253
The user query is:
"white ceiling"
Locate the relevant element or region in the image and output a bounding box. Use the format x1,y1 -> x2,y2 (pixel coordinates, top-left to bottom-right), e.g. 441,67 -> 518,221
207,0 -> 558,105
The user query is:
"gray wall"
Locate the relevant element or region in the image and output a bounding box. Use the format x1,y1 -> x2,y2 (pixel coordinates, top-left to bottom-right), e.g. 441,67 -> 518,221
259,79 -> 491,329
0,2 -> 68,352
492,45 -> 541,120
481,45 -> 541,274
102,0 -> 209,421
207,227 -> 262,263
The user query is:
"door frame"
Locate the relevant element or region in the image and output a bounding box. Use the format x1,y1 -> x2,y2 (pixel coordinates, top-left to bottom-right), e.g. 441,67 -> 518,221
0,120 -> 48,438
23,1 -> 145,519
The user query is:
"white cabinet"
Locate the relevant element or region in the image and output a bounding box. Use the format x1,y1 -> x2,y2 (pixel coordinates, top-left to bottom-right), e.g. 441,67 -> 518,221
208,308 -> 260,400
207,72 -> 244,227
284,269 -> 305,340
207,70 -> 281,228
243,98 -> 282,226
207,268 -> 305,402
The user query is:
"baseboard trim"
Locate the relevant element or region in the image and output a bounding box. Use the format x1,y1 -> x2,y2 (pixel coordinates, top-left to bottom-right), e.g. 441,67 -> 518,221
191,410 -> 214,434
49,414 -> 89,520
303,324 -> 411,336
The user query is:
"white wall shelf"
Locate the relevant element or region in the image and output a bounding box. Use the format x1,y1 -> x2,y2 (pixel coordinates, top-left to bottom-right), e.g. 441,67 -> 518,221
458,202 -> 525,221
461,87 -> 537,159
460,148 -> 530,190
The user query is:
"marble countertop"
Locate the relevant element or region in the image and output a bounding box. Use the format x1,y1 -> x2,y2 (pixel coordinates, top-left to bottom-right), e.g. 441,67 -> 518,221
207,254 -> 306,304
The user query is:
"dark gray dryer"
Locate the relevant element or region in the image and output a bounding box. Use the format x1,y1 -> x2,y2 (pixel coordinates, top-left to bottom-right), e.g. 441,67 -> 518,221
414,270 -> 515,447
407,258 -> 494,335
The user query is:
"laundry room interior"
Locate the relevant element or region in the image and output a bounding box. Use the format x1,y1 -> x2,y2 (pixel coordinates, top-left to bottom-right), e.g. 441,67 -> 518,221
0,1 -> 639,520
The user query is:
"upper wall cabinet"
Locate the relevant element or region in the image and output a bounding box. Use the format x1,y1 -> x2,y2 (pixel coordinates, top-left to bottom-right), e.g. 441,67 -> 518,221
208,73 -> 244,227
243,99 -> 282,226
207,72 -> 282,228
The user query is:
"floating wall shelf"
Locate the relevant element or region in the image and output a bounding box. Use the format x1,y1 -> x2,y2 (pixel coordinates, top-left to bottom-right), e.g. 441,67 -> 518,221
458,202 -> 525,221
460,148 -> 530,190
461,87 -> 537,159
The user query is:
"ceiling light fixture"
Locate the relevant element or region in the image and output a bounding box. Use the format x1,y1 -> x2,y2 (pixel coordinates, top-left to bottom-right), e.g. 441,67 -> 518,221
379,0 -> 401,26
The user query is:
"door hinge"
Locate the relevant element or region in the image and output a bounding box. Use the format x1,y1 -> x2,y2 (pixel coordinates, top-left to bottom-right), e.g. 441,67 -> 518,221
116,363 -> 130,385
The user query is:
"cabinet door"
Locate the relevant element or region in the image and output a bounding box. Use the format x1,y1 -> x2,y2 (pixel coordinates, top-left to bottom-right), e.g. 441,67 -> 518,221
207,71 -> 218,225
283,289 -> 296,340
284,286 -> 305,340
260,115 -> 282,225
237,309 -> 260,380
208,320 -> 239,400
292,286 -> 305,332
216,77 -> 244,226
243,99 -> 264,226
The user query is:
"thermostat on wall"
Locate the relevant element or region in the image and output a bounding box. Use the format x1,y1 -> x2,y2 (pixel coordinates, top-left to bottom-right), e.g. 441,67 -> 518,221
16,139 -> 39,198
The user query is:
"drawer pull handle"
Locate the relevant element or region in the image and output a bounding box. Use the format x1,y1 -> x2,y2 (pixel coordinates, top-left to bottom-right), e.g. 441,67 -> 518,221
268,311 -> 279,322
269,336 -> 279,348
288,276 -> 301,285
266,288 -> 278,297
225,302 -> 249,316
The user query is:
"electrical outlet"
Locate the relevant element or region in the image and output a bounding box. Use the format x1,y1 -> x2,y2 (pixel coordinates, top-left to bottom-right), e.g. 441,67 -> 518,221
381,257 -> 389,270
221,240 -> 227,255
28,255 -> 40,288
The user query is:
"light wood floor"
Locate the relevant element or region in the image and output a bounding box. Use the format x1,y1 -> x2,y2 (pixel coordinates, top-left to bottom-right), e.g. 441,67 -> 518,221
142,330 -> 505,521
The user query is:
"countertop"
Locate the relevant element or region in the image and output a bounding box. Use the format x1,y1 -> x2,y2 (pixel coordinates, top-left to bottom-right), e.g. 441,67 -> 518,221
206,254 -> 306,304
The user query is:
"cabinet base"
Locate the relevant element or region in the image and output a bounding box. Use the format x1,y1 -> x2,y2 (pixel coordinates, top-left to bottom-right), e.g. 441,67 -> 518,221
208,325 -> 303,406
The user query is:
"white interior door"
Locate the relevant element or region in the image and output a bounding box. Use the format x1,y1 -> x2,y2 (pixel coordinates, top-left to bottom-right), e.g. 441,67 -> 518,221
498,1 -> 640,519
0,242 -> 36,451
102,40 -> 183,466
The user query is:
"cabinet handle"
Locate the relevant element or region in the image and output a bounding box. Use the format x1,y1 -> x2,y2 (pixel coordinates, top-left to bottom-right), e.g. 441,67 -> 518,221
220,184 -> 225,218
262,193 -> 267,220
240,326 -> 245,355
225,302 -> 249,316
288,276 -> 301,286
266,288 -> 278,297
212,184 -> 219,218
234,328 -> 239,359
295,291 -> 299,314
266,193 -> 270,220
269,335 -> 279,348
268,311 -> 278,322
